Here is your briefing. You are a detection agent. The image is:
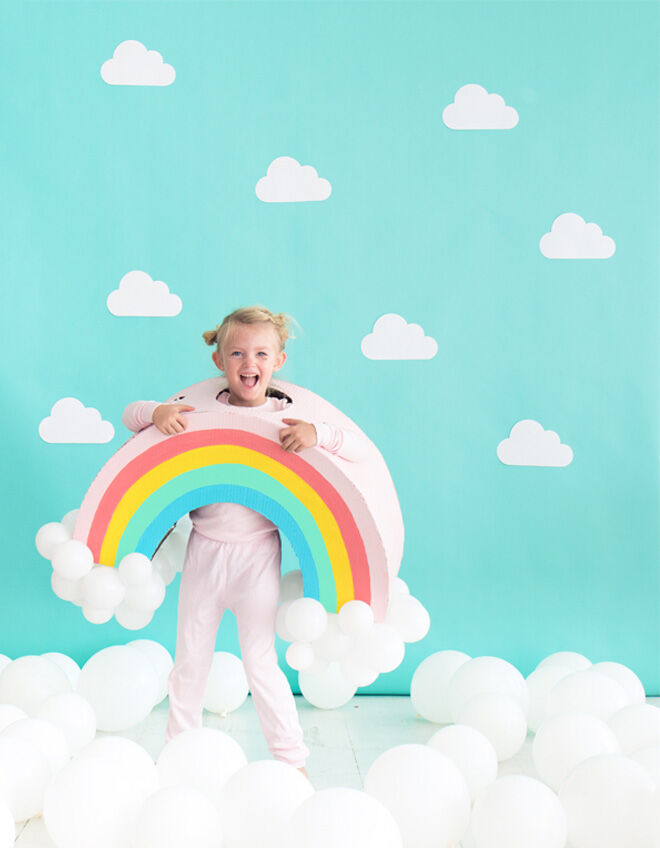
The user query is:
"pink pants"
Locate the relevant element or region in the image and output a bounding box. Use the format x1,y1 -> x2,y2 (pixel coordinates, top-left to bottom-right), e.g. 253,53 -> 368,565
165,529 -> 309,768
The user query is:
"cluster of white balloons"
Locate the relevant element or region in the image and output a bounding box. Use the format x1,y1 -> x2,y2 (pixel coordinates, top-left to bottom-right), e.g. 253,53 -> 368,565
0,643 -> 254,845
276,570 -> 430,708
34,512 -> 191,629
0,643 -> 248,736
407,648 -> 660,848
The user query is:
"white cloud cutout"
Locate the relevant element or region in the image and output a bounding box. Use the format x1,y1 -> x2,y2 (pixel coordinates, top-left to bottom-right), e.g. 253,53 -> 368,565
540,213 -> 615,259
497,420 -> 573,467
107,270 -> 182,317
255,156 -> 332,203
39,398 -> 115,444
443,84 -> 519,130
101,40 -> 175,86
361,313 -> 438,360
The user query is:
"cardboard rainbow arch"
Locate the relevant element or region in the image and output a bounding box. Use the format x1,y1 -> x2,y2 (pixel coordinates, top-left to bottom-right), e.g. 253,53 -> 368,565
73,378 -> 404,621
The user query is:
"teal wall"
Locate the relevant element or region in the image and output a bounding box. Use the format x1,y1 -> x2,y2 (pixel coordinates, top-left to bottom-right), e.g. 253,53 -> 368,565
2,1 -> 658,693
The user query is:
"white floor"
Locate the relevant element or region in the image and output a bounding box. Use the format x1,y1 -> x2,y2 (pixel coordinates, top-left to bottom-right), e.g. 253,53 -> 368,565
14,694 -> 660,846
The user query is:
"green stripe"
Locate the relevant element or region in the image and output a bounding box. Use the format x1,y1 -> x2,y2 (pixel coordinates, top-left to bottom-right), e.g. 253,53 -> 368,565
116,462 -> 337,611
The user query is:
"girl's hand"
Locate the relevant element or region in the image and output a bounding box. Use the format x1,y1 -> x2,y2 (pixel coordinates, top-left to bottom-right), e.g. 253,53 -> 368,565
152,404 -> 195,435
279,418 -> 317,453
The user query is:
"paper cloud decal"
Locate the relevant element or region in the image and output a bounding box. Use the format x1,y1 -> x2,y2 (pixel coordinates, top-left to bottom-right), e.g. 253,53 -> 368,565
101,40 -> 175,86
255,156 -> 332,203
443,84 -> 519,130
39,398 -> 115,444
361,313 -> 438,360
107,270 -> 182,317
540,213 -> 616,259
497,420 -> 573,467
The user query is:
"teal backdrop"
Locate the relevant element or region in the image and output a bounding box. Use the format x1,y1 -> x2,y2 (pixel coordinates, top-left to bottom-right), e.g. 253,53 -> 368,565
2,1 -> 658,693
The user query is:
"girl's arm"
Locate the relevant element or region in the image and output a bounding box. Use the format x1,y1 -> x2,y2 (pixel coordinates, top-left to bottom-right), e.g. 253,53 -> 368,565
121,401 -> 162,433
312,421 -> 370,463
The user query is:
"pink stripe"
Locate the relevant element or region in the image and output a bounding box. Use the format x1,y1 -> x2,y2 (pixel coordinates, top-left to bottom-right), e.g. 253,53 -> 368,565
87,429 -> 370,603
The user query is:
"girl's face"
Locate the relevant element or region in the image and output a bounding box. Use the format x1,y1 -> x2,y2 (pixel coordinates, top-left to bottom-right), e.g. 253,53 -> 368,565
213,322 -> 286,406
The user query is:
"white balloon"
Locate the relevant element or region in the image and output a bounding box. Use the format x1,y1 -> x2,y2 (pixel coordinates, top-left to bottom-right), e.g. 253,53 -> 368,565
351,623 -> 404,674
536,651 -> 592,673
338,600 -> 374,637
340,657 -> 379,688
0,656 -> 10,675
0,704 -> 25,733
43,749 -> 158,848
284,787 -> 403,848
448,657 -> 529,721
471,775 -> 567,848
427,723 -> 498,802
592,662 -> 646,705
152,548 -> 177,586
159,517 -> 192,569
36,692 -> 96,756
392,577 -> 409,595
385,594 -> 430,643
157,728 -> 247,807
117,552 -> 153,587
123,571 -> 166,612
532,712 -> 620,791
559,754 -> 656,848
130,784 -> 223,848
2,717 -> 70,777
76,645 -> 159,731
312,613 -> 352,661
365,744 -> 470,848
60,509 -> 79,536
299,661 -> 357,709
0,656 -> 71,715
410,650 -> 471,723
41,652 -> 81,689
609,703 -> 660,753
77,736 -> 157,786
286,642 -> 315,671
81,565 -> 126,609
280,569 -> 304,603
0,799 -> 14,848
220,760 -> 314,847
35,522 -> 70,559
457,693 -> 527,761
286,598 -> 328,643
127,639 -> 173,705
51,539 -> 94,580
50,571 -> 84,605
82,604 -> 115,624
275,600 -> 296,642
525,664 -> 574,732
0,735 -> 50,821
629,745 -> 660,786
114,603 -> 154,630
304,656 -> 329,675
546,670 -> 629,723
203,652 -> 249,714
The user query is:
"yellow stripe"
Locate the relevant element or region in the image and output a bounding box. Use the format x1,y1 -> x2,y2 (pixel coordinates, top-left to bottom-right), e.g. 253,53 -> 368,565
101,444 -> 354,608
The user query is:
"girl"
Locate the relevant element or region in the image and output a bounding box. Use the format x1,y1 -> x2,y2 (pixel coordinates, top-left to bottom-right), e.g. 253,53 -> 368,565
122,306 -> 366,774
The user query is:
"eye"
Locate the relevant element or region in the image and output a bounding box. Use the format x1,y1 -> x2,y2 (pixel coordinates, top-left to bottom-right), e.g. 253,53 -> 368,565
257,351 -> 268,357
230,351 -> 241,357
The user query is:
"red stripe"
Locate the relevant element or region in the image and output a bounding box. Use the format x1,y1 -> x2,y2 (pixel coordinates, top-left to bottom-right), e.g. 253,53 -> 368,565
87,429 -> 370,603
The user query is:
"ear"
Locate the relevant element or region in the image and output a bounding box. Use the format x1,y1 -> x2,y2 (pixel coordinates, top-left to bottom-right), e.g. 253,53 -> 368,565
212,349 -> 224,371
273,350 -> 287,372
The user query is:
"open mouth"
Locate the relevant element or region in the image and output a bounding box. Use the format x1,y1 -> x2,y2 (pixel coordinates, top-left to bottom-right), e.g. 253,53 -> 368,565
240,374 -> 259,389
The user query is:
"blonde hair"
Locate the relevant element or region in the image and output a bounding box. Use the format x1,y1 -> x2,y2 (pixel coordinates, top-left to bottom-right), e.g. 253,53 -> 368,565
202,305 -> 295,352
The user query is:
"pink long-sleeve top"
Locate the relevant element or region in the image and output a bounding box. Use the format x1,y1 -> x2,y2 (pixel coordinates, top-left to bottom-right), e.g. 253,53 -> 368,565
121,391 -> 367,543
